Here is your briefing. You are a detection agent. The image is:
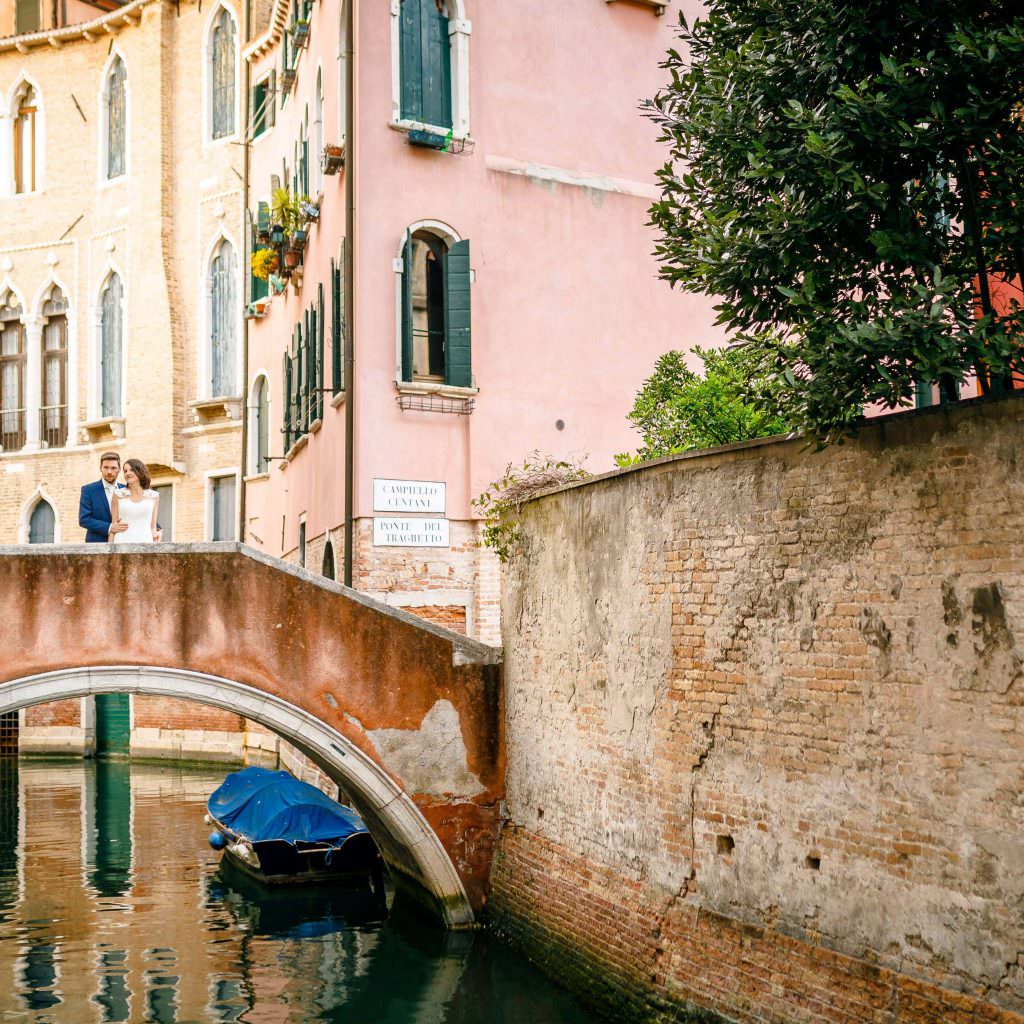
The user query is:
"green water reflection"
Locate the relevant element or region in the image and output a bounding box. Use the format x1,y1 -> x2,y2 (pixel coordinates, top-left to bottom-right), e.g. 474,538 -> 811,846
0,759 -> 597,1023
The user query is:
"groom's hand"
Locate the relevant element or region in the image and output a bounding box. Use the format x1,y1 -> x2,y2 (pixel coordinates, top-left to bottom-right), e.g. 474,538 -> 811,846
110,521 -> 129,533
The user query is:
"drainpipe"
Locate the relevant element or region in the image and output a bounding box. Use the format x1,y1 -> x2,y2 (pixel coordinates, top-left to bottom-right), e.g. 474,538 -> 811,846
239,0 -> 253,544
342,0 -> 355,585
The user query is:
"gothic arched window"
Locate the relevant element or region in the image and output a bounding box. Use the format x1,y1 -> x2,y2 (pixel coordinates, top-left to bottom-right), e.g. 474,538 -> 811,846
211,8 -> 237,139
100,273 -> 123,418
210,241 -> 238,395
106,58 -> 126,179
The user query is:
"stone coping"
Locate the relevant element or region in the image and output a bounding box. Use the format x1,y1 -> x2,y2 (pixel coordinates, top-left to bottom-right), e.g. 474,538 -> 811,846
528,388 -> 1024,505
0,541 -> 503,667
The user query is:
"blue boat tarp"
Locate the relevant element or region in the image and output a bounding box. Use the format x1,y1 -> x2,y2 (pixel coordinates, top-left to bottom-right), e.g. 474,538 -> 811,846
208,767 -> 368,847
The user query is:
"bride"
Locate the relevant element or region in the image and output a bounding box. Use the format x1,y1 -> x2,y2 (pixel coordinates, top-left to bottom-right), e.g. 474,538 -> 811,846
110,458 -> 161,543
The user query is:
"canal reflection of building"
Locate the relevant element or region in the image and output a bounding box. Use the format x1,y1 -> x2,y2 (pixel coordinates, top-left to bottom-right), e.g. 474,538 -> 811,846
2,761 -> 539,1023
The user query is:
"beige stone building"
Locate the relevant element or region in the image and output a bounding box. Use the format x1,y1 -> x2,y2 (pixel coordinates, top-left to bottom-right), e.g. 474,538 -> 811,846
0,0 -> 245,548
0,0 -> 258,759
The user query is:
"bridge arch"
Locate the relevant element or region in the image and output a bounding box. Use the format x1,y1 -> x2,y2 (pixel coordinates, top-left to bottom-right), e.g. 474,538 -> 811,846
1,664 -> 475,927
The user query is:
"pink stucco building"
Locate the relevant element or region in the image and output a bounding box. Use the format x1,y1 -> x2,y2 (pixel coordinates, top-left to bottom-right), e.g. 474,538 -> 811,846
243,0 -> 723,643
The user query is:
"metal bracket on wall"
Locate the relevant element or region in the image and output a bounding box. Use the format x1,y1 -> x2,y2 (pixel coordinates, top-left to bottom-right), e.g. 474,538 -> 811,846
605,0 -> 666,14
397,394 -> 475,415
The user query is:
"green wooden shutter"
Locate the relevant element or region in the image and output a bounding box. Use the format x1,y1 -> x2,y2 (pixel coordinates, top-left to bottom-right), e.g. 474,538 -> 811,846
257,202 -> 270,235
421,0 -> 452,129
401,231 -> 414,382
283,352 -> 292,450
399,0 -> 423,121
331,254 -> 344,394
443,239 -> 471,388
317,282 -> 325,419
302,135 -> 310,196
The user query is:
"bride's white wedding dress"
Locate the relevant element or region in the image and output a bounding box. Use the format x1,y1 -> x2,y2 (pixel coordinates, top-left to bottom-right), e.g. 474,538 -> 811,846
113,490 -> 159,544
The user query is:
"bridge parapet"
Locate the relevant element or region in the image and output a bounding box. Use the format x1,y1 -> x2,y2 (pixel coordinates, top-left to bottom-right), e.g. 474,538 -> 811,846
0,543 -> 503,926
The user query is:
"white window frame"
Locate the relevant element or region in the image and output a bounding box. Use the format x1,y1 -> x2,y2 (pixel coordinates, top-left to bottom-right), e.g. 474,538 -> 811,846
205,467 -> 241,541
388,0 -> 471,139
247,370 -> 271,476
91,264 -> 127,422
392,219 -> 462,385
199,232 -> 243,400
97,49 -> 129,188
18,486 -> 61,544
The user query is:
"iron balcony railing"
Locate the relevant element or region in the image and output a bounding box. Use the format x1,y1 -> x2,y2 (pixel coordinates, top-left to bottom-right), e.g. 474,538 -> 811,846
39,404 -> 67,449
0,408 -> 25,452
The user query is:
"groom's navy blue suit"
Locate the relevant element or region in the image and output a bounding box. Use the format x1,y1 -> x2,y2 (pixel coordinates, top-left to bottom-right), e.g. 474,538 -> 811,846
79,480 -> 115,543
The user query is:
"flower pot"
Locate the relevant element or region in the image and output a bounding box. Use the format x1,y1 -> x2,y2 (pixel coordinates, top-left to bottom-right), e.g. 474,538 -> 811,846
284,249 -> 301,269
270,226 -> 285,245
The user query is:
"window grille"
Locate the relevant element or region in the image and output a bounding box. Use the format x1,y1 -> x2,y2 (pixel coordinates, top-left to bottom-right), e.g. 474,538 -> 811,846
211,8 -> 236,139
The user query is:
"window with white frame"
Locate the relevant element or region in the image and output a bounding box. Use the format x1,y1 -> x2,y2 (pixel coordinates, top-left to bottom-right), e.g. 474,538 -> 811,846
249,375 -> 269,474
313,68 -> 323,195
105,57 -> 127,179
209,240 -> 238,396
399,228 -> 472,387
0,292 -> 26,451
392,0 -> 470,136
209,474 -> 237,541
13,82 -> 39,194
99,273 -> 123,418
210,6 -> 237,140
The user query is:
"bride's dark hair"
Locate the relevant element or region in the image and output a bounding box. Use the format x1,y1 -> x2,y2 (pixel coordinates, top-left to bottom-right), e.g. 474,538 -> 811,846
124,458 -> 151,490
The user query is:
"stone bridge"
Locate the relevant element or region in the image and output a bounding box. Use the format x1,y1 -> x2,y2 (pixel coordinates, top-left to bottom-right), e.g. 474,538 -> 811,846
0,544 -> 503,928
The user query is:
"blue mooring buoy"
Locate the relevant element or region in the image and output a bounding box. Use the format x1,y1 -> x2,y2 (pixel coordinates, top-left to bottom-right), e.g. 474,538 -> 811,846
208,831 -> 227,850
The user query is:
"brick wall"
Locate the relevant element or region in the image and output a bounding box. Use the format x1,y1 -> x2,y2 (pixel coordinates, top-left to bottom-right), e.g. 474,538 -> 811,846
24,699 -> 80,728
492,395 -> 1024,1024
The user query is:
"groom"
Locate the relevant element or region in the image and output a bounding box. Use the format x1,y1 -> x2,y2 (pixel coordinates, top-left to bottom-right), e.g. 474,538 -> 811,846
78,452 -> 129,543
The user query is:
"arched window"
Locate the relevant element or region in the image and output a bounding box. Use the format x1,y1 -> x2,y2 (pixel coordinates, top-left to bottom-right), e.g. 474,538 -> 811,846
28,500 -> 55,544
211,7 -> 237,140
100,273 -> 123,418
249,375 -> 269,474
210,240 -> 238,396
41,285 -> 68,448
322,540 -> 335,580
398,0 -> 452,130
13,83 -> 38,194
0,292 -> 26,451
400,229 -> 472,387
106,57 -> 127,179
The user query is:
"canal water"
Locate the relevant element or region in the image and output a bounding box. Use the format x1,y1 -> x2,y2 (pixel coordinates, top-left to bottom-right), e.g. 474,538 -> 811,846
0,759 -> 599,1023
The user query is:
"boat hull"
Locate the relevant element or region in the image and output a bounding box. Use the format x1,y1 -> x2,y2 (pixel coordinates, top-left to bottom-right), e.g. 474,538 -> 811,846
221,832 -> 383,887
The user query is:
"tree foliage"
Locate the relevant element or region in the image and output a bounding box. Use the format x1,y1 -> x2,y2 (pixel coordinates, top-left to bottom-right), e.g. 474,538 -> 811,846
649,1 -> 1024,440
616,347 -> 791,465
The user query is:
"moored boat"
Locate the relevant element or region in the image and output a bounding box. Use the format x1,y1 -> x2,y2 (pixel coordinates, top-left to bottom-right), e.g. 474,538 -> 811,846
205,766 -> 382,886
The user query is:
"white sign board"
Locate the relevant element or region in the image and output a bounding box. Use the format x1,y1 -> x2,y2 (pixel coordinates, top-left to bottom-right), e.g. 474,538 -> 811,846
373,517 -> 450,548
373,478 -> 446,514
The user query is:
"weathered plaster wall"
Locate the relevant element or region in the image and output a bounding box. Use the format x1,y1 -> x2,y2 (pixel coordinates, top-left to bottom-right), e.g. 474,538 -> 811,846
492,395 -> 1024,1024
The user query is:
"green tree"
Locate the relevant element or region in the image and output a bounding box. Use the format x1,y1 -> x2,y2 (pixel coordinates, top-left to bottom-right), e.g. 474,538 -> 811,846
649,1 -> 1024,441
616,347 -> 791,465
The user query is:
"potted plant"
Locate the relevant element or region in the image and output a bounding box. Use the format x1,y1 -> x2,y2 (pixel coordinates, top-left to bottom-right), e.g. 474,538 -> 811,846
250,247 -> 280,281
271,187 -> 304,235
299,199 -> 320,222
291,17 -> 310,45
284,248 -> 302,270
321,143 -> 344,175
269,273 -> 287,295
